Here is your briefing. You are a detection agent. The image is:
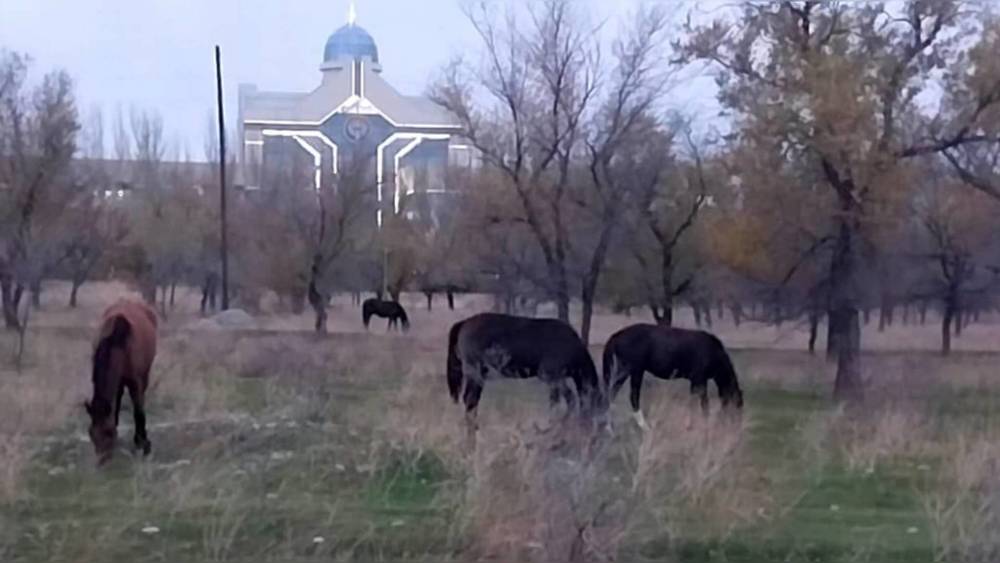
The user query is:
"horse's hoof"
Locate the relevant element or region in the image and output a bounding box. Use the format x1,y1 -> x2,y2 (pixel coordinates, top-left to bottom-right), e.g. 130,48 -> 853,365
633,411 -> 649,431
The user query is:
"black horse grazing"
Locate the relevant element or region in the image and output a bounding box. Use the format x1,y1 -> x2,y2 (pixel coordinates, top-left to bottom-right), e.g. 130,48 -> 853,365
447,313 -> 604,442
603,324 -> 743,428
362,298 -> 410,332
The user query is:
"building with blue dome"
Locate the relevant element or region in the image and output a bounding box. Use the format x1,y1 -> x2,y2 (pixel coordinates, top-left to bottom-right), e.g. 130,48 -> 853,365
238,11 -> 469,228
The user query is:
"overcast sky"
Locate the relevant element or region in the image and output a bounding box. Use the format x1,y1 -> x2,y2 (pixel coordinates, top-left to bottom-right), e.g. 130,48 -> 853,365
0,0 -> 724,160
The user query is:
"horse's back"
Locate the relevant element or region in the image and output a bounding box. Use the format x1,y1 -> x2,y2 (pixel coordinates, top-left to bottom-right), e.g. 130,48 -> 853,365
455,313 -> 586,371
605,323 -> 657,364
98,300 -> 158,380
362,298 -> 404,317
608,324 -> 721,378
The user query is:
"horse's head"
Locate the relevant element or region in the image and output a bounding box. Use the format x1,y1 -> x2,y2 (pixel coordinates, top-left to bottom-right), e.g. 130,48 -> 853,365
576,356 -> 611,428
84,400 -> 117,464
719,383 -> 744,426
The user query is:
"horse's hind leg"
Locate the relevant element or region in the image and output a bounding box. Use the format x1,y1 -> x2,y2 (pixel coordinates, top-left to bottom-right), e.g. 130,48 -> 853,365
114,384 -> 125,426
629,372 -> 648,430
127,382 -> 151,456
463,382 -> 483,449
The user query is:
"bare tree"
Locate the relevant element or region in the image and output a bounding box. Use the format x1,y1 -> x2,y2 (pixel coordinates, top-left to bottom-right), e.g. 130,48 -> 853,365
0,51 -> 80,329
432,0 -> 601,324
247,149 -> 373,333
306,158 -> 372,333
62,106 -> 128,308
575,5 -> 673,342
911,170 -> 999,354
434,1 -> 672,342
620,124 -> 713,327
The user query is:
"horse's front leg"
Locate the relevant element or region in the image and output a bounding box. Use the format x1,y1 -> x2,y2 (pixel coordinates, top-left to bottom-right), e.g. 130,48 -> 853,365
127,382 -> 151,456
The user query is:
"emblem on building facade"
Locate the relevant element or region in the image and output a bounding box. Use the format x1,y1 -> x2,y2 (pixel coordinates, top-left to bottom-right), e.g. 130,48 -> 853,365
344,116 -> 370,142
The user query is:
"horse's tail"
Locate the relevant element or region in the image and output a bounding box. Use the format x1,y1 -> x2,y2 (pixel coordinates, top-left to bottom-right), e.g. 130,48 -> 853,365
93,315 -> 130,383
711,337 -> 743,409
446,321 -> 464,403
579,350 -> 604,416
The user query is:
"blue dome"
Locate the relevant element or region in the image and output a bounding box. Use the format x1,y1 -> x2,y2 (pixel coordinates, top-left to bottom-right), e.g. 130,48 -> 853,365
323,24 -> 379,63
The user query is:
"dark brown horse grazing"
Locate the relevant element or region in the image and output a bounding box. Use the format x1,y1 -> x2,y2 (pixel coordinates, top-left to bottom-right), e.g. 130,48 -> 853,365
362,298 -> 409,332
84,300 -> 158,464
603,324 -> 743,429
447,313 -> 604,442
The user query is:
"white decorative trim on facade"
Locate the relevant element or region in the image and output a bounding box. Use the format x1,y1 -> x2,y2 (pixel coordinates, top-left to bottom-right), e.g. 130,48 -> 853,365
260,128 -> 340,177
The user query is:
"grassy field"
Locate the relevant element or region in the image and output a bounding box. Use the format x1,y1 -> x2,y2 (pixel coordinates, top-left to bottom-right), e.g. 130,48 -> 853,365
1,284 -> 999,562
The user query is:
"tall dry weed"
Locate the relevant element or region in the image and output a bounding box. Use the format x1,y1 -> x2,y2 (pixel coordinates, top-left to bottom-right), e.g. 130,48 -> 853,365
378,379 -> 755,562
922,433 -> 1000,563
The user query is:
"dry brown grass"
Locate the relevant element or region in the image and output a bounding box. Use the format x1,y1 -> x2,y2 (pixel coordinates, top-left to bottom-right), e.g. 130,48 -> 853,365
5,282 -> 1000,561
0,329 -> 89,504
922,433 -> 1000,563
375,370 -> 759,562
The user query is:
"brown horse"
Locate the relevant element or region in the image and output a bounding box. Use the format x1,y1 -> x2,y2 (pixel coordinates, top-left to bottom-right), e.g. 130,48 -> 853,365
84,300 -> 158,464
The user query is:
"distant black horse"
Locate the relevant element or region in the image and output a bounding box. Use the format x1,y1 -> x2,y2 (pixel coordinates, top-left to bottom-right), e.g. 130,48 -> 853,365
603,324 -> 743,428
362,298 -> 410,332
447,313 -> 604,441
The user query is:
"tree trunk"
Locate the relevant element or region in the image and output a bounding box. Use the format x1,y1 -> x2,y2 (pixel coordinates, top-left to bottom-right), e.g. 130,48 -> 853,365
833,308 -> 862,401
424,291 -> 433,311
30,279 -> 41,308
703,301 -> 713,328
826,309 -> 841,361
902,303 -> 911,325
69,279 -> 82,308
954,308 -> 963,337
580,287 -> 595,345
446,290 -> 455,310
717,301 -> 725,320
579,211 -> 619,344
771,300 -> 783,327
2,277 -> 23,330
829,212 -> 863,402
878,302 -> 888,332
650,303 -> 672,326
159,286 -> 168,319
941,300 -> 954,356
554,280 -> 570,324
808,309 -> 820,354
291,290 -> 306,315
169,282 -> 176,309
863,307 -> 870,325
692,303 -> 702,327
308,280 -> 327,335
730,302 -> 743,327
919,301 -> 927,325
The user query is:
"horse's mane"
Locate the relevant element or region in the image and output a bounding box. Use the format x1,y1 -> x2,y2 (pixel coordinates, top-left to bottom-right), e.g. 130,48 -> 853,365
89,313 -> 132,420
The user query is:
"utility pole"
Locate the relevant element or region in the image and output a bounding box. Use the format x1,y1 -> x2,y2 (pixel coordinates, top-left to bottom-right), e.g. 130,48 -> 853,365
215,45 -> 230,310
